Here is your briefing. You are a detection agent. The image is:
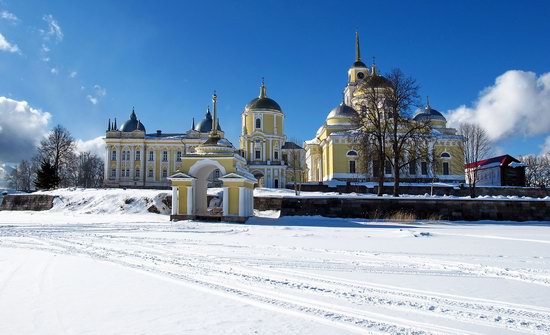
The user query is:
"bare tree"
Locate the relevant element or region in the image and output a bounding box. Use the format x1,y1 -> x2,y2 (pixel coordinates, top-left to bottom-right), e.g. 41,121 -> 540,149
459,122 -> 492,198
283,140 -> 306,195
353,76 -> 390,196
384,69 -> 432,196
6,159 -> 35,192
77,152 -> 105,188
520,154 -> 550,187
35,125 -> 76,188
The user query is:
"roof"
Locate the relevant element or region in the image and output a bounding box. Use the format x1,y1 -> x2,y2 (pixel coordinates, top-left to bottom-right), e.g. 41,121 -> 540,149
327,102 -> 357,119
282,141 -> 303,150
351,60 -> 367,68
465,154 -> 522,169
246,81 -> 282,112
414,106 -> 447,122
358,73 -> 391,89
119,109 -> 146,132
194,108 -> 222,133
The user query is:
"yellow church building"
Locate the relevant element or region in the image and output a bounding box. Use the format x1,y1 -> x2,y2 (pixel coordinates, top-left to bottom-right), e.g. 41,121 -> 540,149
305,34 -> 465,183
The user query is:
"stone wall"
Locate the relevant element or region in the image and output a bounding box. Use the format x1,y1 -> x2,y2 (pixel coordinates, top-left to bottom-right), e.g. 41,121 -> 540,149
255,196 -> 550,221
294,183 -> 550,198
1,195 -> 57,211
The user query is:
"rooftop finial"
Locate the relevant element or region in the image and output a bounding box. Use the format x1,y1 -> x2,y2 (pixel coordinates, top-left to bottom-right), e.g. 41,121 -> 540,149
371,57 -> 377,76
130,106 -> 137,120
212,91 -> 218,135
260,78 -> 267,98
114,118 -> 117,130
107,118 -> 111,131
355,31 -> 361,62
426,96 -> 430,109
192,117 -> 195,129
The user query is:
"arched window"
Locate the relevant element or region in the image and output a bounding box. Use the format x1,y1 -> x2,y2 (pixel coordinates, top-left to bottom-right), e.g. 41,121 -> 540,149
440,152 -> 451,158
255,118 -> 261,129
346,150 -> 358,157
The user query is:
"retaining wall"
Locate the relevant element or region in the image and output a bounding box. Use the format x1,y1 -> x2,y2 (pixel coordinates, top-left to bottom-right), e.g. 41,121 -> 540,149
1,195 -> 57,211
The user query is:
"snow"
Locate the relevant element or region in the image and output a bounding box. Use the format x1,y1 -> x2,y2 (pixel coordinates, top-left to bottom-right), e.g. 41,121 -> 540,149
1,209 -> 550,334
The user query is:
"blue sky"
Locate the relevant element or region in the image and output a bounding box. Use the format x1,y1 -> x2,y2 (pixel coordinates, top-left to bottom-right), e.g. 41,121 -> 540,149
1,0 -> 550,163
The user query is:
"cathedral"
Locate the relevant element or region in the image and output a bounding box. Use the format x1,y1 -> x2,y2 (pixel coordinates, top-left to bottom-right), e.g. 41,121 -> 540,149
304,33 -> 465,183
103,83 -> 305,190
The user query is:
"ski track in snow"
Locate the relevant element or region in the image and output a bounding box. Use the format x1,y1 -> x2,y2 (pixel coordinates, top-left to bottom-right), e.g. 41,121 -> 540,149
1,222 -> 550,335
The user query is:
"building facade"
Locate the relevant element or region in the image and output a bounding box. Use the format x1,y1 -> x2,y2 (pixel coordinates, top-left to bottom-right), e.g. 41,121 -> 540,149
305,33 -> 465,183
104,85 -> 305,189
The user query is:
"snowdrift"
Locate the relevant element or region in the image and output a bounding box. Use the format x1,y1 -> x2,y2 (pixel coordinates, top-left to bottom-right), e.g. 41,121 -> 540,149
36,188 -> 171,215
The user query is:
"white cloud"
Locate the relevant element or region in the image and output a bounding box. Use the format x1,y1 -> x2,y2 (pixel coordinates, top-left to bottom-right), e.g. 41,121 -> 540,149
87,84 -> 106,105
0,32 -> 20,53
0,97 -> 51,163
0,10 -> 18,23
69,71 -> 77,78
541,136 -> 550,155
50,67 -> 58,75
75,136 -> 105,160
40,14 -> 63,42
86,95 -> 98,105
446,70 -> 550,141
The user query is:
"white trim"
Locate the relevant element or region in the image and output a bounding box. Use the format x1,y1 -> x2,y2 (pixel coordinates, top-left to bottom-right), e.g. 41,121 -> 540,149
222,187 -> 229,216
171,187 -> 178,215
238,187 -> 245,216
188,159 -> 227,177
187,186 -> 193,215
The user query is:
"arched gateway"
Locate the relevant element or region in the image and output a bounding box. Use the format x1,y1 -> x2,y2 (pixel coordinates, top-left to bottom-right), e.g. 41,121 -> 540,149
168,93 -> 256,223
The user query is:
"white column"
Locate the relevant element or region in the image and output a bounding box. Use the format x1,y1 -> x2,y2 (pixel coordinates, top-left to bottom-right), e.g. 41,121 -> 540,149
141,145 -> 145,186
238,187 -> 245,216
171,187 -> 178,215
116,145 -> 121,181
104,145 -> 110,182
263,141 -> 266,161
222,187 -> 229,216
186,186 -> 193,215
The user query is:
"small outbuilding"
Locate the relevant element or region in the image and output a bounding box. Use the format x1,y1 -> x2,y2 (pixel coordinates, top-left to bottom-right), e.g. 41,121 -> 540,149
465,154 -> 526,187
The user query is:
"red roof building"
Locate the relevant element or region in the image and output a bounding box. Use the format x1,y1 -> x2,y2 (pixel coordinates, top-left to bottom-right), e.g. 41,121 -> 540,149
465,155 -> 526,186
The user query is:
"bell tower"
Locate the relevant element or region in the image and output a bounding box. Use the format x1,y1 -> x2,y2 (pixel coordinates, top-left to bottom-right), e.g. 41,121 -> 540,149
345,32 -> 369,105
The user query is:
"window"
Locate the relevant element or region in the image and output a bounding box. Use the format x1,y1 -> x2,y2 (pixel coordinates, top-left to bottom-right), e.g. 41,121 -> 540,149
274,179 -> 279,188
111,150 -> 116,161
440,152 -> 451,158
409,162 -> 417,175
372,160 -> 380,177
255,150 -> 261,160
149,151 -> 154,161
135,169 -> 140,178
346,150 -> 358,157
282,153 -> 288,162
162,169 -> 168,178
162,151 -> 168,162
349,160 -> 356,174
385,161 -> 392,175
111,169 -> 116,178
125,169 -> 130,177
176,151 -> 182,162
255,118 -> 261,129
274,151 -> 279,160
121,151 -> 126,161
443,162 -> 450,175
421,162 -> 428,175
148,169 -> 153,178
136,150 -> 141,161
213,169 -> 220,180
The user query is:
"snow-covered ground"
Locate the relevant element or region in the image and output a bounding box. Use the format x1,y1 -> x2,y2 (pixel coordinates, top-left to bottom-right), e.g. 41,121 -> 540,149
1,209 -> 549,334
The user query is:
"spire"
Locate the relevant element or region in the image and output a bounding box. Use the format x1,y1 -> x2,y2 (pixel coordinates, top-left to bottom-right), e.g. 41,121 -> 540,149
130,107 -> 137,120
371,56 -> 377,76
206,105 -> 211,116
426,96 -> 431,110
212,91 -> 218,135
107,118 -> 111,131
355,31 -> 361,62
192,117 -> 195,129
114,118 -> 117,130
259,78 -> 267,98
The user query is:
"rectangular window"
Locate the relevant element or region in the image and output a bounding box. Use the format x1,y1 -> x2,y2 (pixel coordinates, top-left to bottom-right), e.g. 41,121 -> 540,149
136,150 -> 141,161
443,162 -> 450,175
349,160 -> 356,174
111,169 -> 116,178
409,162 -> 417,175
421,162 -> 428,175
148,169 -> 153,178
111,150 -> 116,161
176,151 -> 182,162
121,151 -> 126,161
149,151 -> 154,161
162,151 -> 168,162
372,160 -> 380,177
385,161 -> 392,175
126,169 -> 130,177
274,151 -> 279,160
255,150 -> 261,160
135,169 -> 140,178
162,169 -> 168,178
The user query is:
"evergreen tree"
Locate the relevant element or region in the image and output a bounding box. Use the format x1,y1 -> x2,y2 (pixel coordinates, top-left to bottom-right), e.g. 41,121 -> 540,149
34,160 -> 59,190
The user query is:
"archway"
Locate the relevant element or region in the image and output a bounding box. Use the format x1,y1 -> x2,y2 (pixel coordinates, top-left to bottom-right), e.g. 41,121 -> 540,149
189,159 -> 227,215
